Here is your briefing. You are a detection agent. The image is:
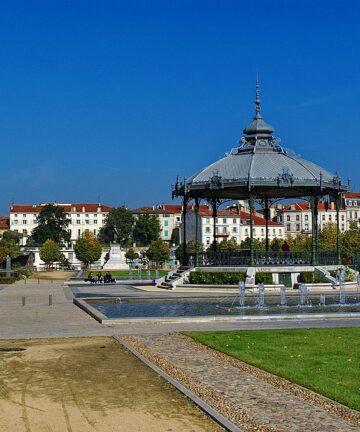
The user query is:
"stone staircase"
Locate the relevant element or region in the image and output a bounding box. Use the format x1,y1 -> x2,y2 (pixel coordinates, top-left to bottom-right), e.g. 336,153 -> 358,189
315,266 -> 337,285
157,266 -> 192,290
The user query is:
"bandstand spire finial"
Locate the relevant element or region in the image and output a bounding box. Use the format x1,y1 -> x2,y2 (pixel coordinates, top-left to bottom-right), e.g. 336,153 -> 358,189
255,74 -> 261,118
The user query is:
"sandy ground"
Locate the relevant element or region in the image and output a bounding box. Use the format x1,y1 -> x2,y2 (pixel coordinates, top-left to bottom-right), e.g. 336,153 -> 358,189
0,337 -> 223,432
30,271 -> 77,280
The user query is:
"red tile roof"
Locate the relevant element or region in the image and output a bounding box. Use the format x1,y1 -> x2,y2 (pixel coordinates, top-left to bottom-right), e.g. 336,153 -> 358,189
0,217 -> 9,230
198,208 -> 282,226
281,202 -> 339,211
344,192 -> 360,198
10,203 -> 112,213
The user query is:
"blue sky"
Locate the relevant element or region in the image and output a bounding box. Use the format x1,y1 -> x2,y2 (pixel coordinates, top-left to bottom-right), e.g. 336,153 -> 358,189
0,0 -> 359,213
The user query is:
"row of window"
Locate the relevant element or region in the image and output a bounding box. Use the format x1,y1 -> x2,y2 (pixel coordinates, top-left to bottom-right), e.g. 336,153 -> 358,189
205,226 -> 282,235
205,217 -> 238,224
12,219 -> 104,225
15,228 -> 98,237
13,213 -> 107,218
286,224 -> 346,232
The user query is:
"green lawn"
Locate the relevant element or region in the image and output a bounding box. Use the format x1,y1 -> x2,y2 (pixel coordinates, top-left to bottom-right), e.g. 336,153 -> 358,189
187,328 -> 360,411
85,269 -> 169,278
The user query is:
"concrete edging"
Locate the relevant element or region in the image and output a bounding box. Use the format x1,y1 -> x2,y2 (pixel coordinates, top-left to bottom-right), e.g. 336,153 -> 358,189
73,297 -> 360,325
113,335 -> 242,432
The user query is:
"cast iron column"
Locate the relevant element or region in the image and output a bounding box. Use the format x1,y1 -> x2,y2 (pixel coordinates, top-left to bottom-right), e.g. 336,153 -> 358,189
314,196 -> 319,265
336,193 -> 341,265
182,196 -> 188,266
249,195 -> 254,266
212,198 -> 218,252
194,198 -> 200,267
264,198 -> 270,252
311,196 -> 319,266
310,196 -> 316,265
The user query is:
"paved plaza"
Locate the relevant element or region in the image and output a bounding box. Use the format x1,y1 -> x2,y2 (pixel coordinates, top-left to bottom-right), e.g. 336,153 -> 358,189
0,280 -> 360,431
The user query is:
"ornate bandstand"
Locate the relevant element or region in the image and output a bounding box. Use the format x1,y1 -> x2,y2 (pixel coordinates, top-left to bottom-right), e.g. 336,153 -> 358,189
172,82 -> 349,267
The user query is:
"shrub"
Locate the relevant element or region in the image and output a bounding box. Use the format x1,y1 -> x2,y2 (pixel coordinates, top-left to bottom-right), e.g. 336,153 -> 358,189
298,272 -> 327,284
16,268 -> 32,278
329,267 -> 356,282
188,271 -> 245,285
0,276 -> 17,284
255,272 -> 273,284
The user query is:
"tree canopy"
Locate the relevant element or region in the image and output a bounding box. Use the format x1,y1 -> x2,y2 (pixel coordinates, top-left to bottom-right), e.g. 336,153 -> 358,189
30,204 -> 70,246
175,240 -> 204,261
133,214 -> 161,246
218,238 -> 238,250
74,231 -> 102,268
0,239 -> 20,263
146,240 -> 170,266
2,230 -> 23,244
125,247 -> 138,262
99,206 -> 134,246
39,240 -> 62,269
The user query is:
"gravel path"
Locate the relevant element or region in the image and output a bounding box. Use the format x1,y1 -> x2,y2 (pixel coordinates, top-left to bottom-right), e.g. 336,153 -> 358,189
121,333 -> 360,432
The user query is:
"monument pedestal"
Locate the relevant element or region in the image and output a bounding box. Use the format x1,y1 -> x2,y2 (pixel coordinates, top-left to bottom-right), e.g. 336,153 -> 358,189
103,244 -> 129,270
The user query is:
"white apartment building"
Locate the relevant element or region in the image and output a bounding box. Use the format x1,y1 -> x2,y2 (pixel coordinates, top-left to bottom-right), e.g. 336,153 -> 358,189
276,201 -> 347,237
185,207 -> 285,248
131,205 -> 182,243
343,192 -> 360,229
10,203 -> 112,245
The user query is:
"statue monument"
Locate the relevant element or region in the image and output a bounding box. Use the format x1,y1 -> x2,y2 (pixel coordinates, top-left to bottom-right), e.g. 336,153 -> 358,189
103,244 -> 129,270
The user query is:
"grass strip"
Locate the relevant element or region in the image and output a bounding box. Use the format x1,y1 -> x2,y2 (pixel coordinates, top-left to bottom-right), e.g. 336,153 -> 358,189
187,327 -> 360,412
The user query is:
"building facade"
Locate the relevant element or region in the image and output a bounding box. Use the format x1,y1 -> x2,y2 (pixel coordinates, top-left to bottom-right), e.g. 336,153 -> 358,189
275,201 -> 347,237
185,206 -> 285,248
343,192 -> 360,229
0,216 -> 9,239
9,203 -> 112,246
131,204 -> 184,243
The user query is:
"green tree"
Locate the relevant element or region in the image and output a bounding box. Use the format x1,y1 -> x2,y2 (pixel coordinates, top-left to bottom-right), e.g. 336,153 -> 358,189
170,227 -> 180,245
175,240 -> 204,261
74,231 -> 102,269
218,238 -> 238,250
239,237 -> 265,249
125,247 -> 138,263
99,206 -> 134,246
341,221 -> 360,264
39,239 -> 62,269
286,233 -> 312,252
318,223 -> 337,250
133,214 -> 161,245
30,204 -> 70,246
2,230 -> 23,244
146,240 -> 170,266
0,239 -> 20,263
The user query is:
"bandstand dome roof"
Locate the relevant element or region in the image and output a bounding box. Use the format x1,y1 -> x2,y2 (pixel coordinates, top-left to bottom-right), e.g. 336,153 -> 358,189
173,81 -> 348,200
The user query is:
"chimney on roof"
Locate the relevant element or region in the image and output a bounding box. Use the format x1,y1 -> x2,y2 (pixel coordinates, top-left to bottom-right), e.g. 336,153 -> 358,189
291,204 -> 295,211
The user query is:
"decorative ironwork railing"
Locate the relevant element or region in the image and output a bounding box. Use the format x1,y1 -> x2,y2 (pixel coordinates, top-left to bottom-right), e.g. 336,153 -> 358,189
353,253 -> 360,272
186,249 -> 338,267
317,250 -> 339,265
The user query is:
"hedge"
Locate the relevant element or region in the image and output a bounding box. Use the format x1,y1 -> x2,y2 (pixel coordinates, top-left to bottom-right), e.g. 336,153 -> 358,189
298,272 -> 327,284
255,272 -> 274,284
188,271 -> 245,285
0,277 -> 17,284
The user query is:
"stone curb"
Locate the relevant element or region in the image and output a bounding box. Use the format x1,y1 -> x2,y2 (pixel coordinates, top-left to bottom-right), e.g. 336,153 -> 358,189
113,335 -> 242,432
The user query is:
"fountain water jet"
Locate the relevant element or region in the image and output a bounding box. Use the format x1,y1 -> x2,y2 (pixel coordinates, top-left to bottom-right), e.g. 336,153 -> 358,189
257,283 -> 266,308
280,287 -> 287,306
319,294 -> 326,306
298,283 -> 311,307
